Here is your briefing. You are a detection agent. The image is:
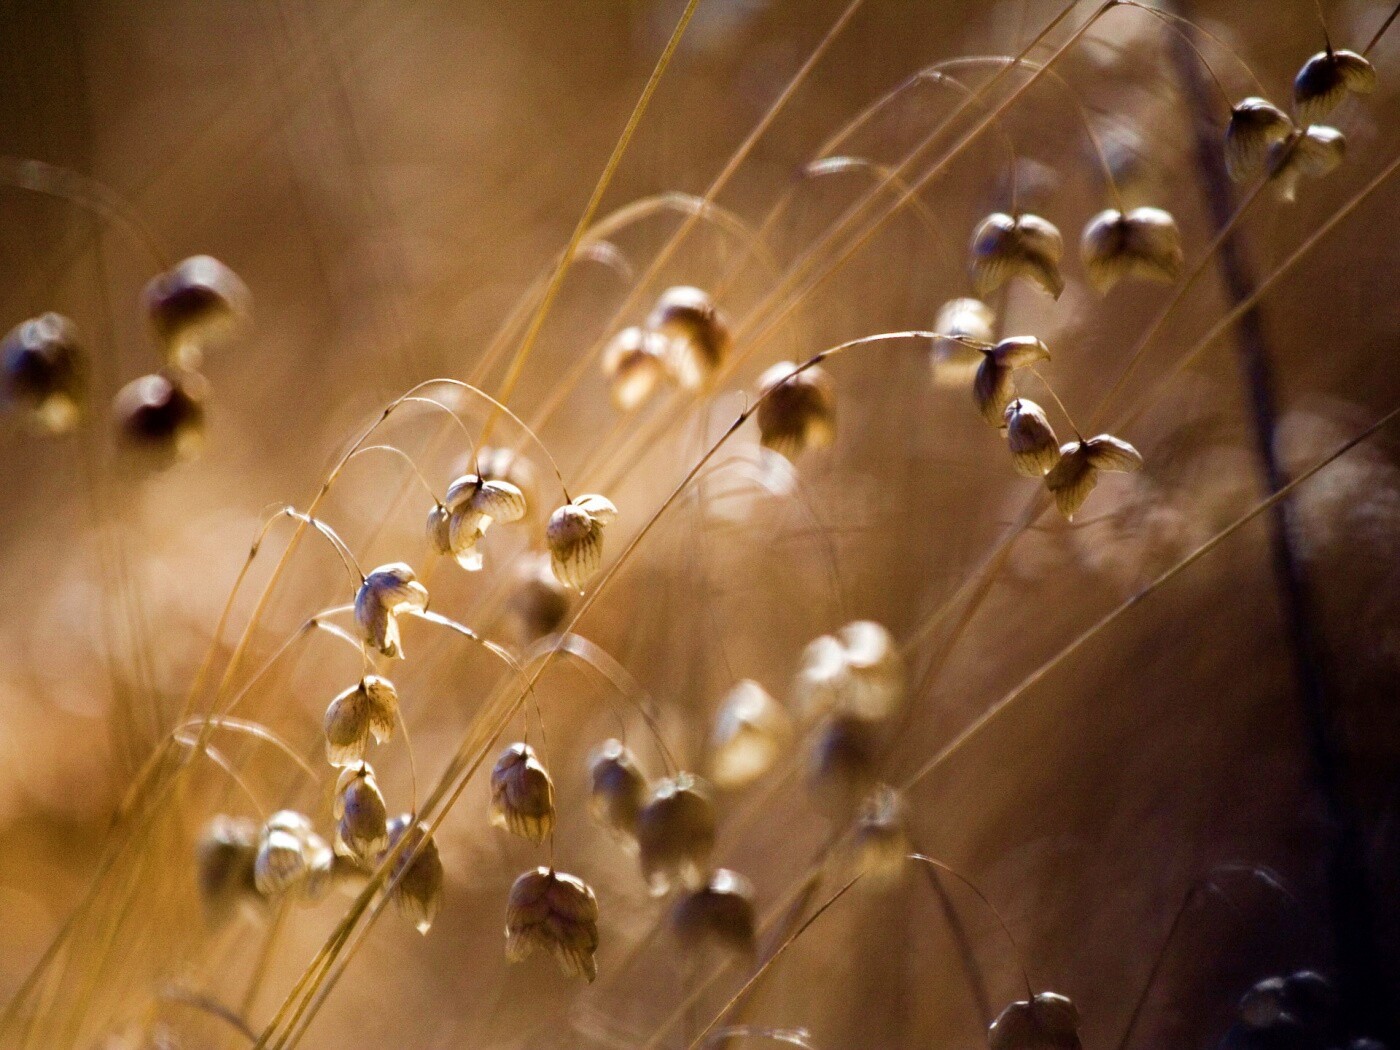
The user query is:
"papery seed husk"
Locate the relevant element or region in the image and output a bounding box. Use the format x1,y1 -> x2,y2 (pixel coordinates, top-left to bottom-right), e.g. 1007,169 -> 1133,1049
1270,126 -> 1346,202
931,297 -> 995,387
970,212 -> 1065,298
354,563 -> 429,659
1082,434 -> 1143,473
603,326 -> 670,411
196,816 -> 260,924
385,815 -> 444,934
671,868 -> 757,957
254,827 -> 307,897
1294,49 -> 1377,125
505,867 -> 600,981
1004,399 -> 1061,478
836,621 -> 904,721
490,743 -> 556,842
589,739 -> 647,840
756,361 -> 837,460
710,679 -> 792,789
648,286 -> 731,390
636,774 -> 716,896
142,255 -> 250,370
1225,97 -> 1294,182
1,312 -> 86,433
989,993 -> 1082,1050
1238,977 -> 1288,1029
335,766 -> 389,861
1080,207 -> 1183,292
547,498 -> 615,591
1044,443 -> 1098,521
113,369 -> 209,467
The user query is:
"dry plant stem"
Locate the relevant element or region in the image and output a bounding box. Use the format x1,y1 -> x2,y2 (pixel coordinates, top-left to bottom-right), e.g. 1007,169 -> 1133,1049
1365,1 -> 1400,53
1116,2 -> 1265,98
159,988 -> 257,1044
919,858 -> 994,1026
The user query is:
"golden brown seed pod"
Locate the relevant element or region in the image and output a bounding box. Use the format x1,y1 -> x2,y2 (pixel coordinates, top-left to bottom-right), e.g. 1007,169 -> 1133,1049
647,285 -> 731,390
973,337 -> 1051,427
792,620 -> 904,723
505,866 -> 600,982
1044,434 -> 1143,520
970,212 -> 1065,298
253,810 -> 329,899
489,742 -> 556,843
931,297 -> 996,388
1225,98 -> 1294,182
354,563 -> 429,659
1269,126 -> 1346,203
1003,399 -> 1061,478
1078,207 -> 1183,293
1294,49 -> 1377,124
334,764 -> 389,862
507,553 -> 573,644
670,868 -> 757,957
142,255 -> 250,369
709,679 -> 793,789
196,815 -> 260,925
431,473 -> 528,572
806,712 -> 882,822
755,361 -> 836,460
546,493 -> 617,591
1,313 -> 86,433
988,993 -> 1082,1050
588,738 -> 647,841
113,368 -> 209,468
636,773 -> 716,895
323,675 -> 398,767
384,814 -> 444,935
602,325 -> 671,411
851,785 -> 909,886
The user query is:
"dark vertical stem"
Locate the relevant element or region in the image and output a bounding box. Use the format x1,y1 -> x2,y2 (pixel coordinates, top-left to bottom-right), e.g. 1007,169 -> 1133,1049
1168,6 -> 1390,1039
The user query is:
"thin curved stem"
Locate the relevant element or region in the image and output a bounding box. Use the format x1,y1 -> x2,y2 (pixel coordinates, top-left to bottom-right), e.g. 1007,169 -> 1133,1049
1116,2 -> 1260,104
342,444 -> 443,506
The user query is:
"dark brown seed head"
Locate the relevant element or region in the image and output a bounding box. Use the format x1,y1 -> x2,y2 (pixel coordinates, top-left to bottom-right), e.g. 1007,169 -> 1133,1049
1,313 -> 86,433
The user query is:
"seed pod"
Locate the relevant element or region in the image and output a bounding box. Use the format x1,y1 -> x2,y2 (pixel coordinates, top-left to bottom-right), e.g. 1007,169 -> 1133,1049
1294,49 -> 1377,124
636,773 -> 716,895
323,675 -> 398,767
973,337 -> 1050,427
354,563 -> 429,659
970,212 -> 1065,298
1269,126 -> 1346,203
505,866 -> 600,981
647,286 -> 731,390
384,814 -> 444,934
1225,98 -> 1294,182
755,361 -> 836,460
1079,207 -> 1183,293
430,473 -> 528,572
1044,434 -> 1143,520
709,679 -> 793,789
546,493 -> 618,591
334,764 -> 389,862
1,313 -> 86,433
671,868 -> 757,957
1282,970 -> 1336,1029
1004,399 -> 1061,477
142,255 -> 250,369
602,326 -> 670,411
931,297 -> 996,388
508,553 -> 573,643
852,785 -> 909,886
196,815 -> 260,925
792,620 -> 904,723
253,810 -> 329,899
1239,976 -> 1289,1029
988,993 -> 1082,1050
113,368 -> 209,467
589,738 -> 647,840
806,712 -> 882,821
489,742 -> 556,842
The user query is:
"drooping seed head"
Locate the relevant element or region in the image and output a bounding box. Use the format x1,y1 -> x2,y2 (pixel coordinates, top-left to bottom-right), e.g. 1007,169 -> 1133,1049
851,785 -> 909,886
1238,976 -> 1289,1028
253,810 -> 331,899
709,679 -> 793,789
430,474 -> 528,572
806,712 -> 882,821
755,361 -> 836,460
1225,98 -> 1295,182
384,814 -> 444,934
1079,207 -> 1183,293
546,494 -> 618,591
931,297 -> 996,388
970,212 -> 1065,298
1269,125 -> 1346,203
602,325 -> 671,411
973,336 -> 1051,427
323,675 -> 398,767
647,286 -> 731,390
588,738 -> 647,841
505,866 -> 600,981
1,313 -> 86,433
792,620 -> 904,723
113,369 -> 209,468
142,255 -> 250,369
489,742 -> 556,843
507,553 -> 573,643
1281,970 -> 1336,1028
1294,49 -> 1377,124
671,868 -> 757,957
1044,434 -> 1144,520
354,563 -> 429,659
196,815 -> 260,925
1003,399 -> 1061,478
988,993 -> 1083,1050
334,764 -> 389,862
636,773 -> 716,895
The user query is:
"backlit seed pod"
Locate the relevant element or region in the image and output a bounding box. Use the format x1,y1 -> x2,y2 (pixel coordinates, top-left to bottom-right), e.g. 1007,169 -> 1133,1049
988,993 -> 1082,1050
489,742 -> 556,842
253,810 -> 328,898
852,785 -> 909,885
647,285 -> 731,390
636,773 -> 716,895
1003,399 -> 1061,478
970,212 -> 1065,298
508,553 -> 573,643
354,563 -> 429,659
1044,434 -> 1144,520
671,868 -> 757,957
384,814 -> 444,934
334,764 -> 389,862
142,255 -> 250,369
792,620 -> 905,723
931,297 -> 996,388
113,369 -> 209,467
546,493 -> 618,591
1225,98 -> 1294,182
1294,49 -> 1377,124
505,866 -> 600,982
1269,126 -> 1346,203
806,712 -> 882,821
589,738 -> 647,840
323,675 -> 398,767
755,361 -> 836,460
973,336 -> 1051,427
709,679 -> 793,789
602,326 -> 670,411
430,474 -> 528,572
1282,970 -> 1336,1027
1,313 -> 86,433
1238,976 -> 1288,1028
1079,207 -> 1183,292
196,815 -> 260,924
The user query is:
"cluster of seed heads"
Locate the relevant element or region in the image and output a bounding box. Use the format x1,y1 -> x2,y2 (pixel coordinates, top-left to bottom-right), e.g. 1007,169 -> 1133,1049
601,284 -> 732,410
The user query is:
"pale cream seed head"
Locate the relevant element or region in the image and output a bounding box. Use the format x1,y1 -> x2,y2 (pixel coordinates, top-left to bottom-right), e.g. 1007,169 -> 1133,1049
792,620 -> 904,723
1225,97 -> 1295,182
1269,125 -> 1346,203
602,325 -> 671,411
647,285 -> 731,390
755,361 -> 836,460
505,866 -> 600,982
974,337 -> 1050,427
489,742 -> 556,843
1,312 -> 86,434
196,815 -> 260,925
253,810 -> 329,899
1079,207 -> 1183,293
433,474 -> 528,572
1003,398 -> 1062,478
354,563 -> 429,659
709,679 -> 793,789
546,494 -> 617,591
334,764 -> 389,862
323,675 -> 398,767
970,212 -> 1065,299
588,738 -> 647,842
142,255 -> 250,370
931,297 -> 996,388
1294,49 -> 1377,125
635,773 -> 717,896
670,868 -> 757,957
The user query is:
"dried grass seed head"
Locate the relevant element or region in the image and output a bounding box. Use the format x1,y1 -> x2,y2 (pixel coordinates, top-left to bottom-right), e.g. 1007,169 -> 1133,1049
806,712 -> 883,822
852,784 -> 910,886
974,336 -> 1051,427
1,313 -> 86,433
142,255 -> 250,370
970,212 -> 1065,298
113,368 -> 209,467
670,868 -> 757,957
430,473 -> 528,572
988,993 -> 1082,1050
384,814 -> 444,934
324,675 -> 399,767
196,815 -> 260,925
334,763 -> 389,862
490,742 -> 556,842
546,493 -> 617,591
508,553 -> 573,643
253,810 -> 332,899
1294,49 -> 1377,124
602,325 -> 671,411
505,866 -> 600,982
588,738 -> 647,841
755,361 -> 836,460
1079,207 -> 1183,292
709,679 -> 793,789
1269,125 -> 1346,202
354,562 -> 429,659
1225,98 -> 1295,182
793,620 -> 904,722
636,772 -> 717,895
646,285 -> 731,390
1044,434 -> 1143,520
1004,399 -> 1061,477
931,297 -> 996,388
